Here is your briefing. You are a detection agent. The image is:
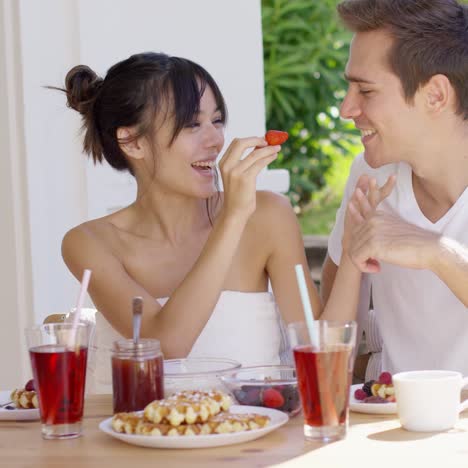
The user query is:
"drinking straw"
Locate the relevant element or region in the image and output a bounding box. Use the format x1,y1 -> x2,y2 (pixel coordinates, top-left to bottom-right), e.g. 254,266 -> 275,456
69,269 -> 92,350
294,264 -> 319,347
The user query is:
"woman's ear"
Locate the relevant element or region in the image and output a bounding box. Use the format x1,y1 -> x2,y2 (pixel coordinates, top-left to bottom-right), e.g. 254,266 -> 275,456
116,127 -> 145,160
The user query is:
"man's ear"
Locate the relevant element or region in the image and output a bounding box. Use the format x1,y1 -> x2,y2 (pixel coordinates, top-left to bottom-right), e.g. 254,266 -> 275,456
422,74 -> 452,114
116,127 -> 145,160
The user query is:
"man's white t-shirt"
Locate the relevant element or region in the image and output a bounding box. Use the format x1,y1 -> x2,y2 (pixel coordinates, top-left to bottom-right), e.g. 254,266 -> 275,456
328,153 -> 468,375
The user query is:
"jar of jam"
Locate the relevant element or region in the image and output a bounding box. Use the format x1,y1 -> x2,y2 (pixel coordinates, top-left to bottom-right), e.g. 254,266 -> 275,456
111,338 -> 164,413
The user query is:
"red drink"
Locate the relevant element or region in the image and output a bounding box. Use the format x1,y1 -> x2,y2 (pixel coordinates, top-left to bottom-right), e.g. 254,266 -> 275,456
30,345 -> 88,425
294,345 -> 352,427
112,353 -> 164,413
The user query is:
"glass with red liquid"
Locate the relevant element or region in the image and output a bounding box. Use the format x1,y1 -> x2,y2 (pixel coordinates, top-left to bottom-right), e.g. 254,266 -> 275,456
288,321 -> 356,443
111,338 -> 164,413
26,323 -> 90,439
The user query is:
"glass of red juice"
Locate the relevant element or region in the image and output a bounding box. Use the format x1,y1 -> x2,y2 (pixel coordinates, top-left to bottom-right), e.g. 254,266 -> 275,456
26,323 -> 91,439
111,338 -> 164,413
288,320 -> 356,443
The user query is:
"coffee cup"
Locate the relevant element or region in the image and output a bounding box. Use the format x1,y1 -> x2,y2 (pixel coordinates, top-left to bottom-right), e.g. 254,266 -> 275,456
393,370 -> 468,432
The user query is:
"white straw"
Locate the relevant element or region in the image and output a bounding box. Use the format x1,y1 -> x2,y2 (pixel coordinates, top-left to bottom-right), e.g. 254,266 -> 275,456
294,264 -> 319,347
69,269 -> 92,349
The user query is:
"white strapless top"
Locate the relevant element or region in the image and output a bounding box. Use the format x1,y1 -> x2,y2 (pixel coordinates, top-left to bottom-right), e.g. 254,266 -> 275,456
87,291 -> 288,394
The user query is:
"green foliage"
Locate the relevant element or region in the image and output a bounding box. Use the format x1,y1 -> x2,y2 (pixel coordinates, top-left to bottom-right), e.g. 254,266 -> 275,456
262,0 -> 359,210
299,141 -> 360,234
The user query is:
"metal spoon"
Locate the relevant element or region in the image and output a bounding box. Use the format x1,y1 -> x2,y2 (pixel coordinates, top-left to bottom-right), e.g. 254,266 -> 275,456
132,296 -> 143,346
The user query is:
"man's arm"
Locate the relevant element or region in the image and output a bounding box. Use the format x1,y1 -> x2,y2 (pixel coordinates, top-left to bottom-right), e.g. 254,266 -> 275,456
431,237 -> 468,307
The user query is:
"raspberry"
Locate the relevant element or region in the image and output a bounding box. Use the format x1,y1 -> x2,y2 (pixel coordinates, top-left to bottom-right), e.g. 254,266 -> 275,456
262,388 -> 285,408
378,372 -> 392,385
354,389 -> 367,400
25,379 -> 35,392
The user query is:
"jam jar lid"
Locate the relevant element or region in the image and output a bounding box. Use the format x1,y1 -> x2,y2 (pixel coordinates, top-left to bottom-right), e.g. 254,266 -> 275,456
112,338 -> 162,359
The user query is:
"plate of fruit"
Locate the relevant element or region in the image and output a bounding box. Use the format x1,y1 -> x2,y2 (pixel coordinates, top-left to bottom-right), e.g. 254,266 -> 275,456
0,379 -> 40,421
349,372 -> 396,414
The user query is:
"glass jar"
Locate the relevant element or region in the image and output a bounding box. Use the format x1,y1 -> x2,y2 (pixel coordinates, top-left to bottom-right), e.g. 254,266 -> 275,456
111,338 -> 164,413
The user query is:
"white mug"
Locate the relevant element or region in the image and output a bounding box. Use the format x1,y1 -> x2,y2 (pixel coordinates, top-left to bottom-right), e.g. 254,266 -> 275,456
393,370 -> 468,432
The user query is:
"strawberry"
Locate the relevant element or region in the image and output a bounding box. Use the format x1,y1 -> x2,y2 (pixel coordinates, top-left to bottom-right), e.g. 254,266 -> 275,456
265,130 -> 289,145
262,388 -> 285,408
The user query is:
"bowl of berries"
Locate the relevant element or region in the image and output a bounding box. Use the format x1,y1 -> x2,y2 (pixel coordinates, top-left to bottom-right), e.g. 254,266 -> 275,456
350,372 -> 396,414
220,365 -> 301,417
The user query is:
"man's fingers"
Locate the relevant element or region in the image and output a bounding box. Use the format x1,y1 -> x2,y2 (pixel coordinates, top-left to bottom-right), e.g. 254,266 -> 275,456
355,174 -> 370,194
379,174 -> 396,200
355,188 -> 374,218
348,201 -> 365,223
368,178 -> 380,209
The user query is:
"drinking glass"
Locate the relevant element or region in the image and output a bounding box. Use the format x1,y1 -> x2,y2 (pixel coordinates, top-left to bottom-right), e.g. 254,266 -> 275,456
25,323 -> 90,439
288,320 -> 356,443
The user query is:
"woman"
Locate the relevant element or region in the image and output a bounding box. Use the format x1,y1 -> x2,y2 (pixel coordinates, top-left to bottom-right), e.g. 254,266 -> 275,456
59,52 -> 367,392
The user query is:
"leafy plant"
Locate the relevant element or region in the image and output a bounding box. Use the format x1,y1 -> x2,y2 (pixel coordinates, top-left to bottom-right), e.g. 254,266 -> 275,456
262,0 -> 360,211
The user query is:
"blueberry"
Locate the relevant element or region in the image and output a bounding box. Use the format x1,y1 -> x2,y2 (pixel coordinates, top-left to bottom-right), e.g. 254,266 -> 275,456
233,389 -> 247,403
5,405 -> 15,410
362,380 -> 375,397
243,388 -> 262,405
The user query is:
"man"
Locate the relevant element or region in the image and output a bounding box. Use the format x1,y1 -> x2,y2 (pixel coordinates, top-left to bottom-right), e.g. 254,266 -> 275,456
322,0 -> 468,376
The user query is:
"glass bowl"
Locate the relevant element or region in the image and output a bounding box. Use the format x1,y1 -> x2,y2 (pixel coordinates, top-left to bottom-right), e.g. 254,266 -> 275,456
220,365 -> 301,416
163,357 -> 241,397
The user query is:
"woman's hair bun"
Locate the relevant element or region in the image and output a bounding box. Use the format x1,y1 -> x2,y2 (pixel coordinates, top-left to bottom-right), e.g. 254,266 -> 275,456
64,65 -> 103,115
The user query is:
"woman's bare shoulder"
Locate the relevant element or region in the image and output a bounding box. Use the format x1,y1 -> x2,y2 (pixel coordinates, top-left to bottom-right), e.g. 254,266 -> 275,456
254,190 -> 296,221
63,216 -> 116,246
61,213 -> 125,269
243,191 -> 299,245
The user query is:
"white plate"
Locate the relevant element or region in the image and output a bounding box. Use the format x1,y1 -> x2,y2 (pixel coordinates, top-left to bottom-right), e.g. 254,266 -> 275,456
0,390 -> 40,421
349,384 -> 396,415
99,405 -> 288,449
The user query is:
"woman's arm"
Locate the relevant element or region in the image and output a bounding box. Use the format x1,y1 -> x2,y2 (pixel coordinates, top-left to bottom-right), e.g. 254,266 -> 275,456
262,192 -> 322,323
63,137 -> 280,358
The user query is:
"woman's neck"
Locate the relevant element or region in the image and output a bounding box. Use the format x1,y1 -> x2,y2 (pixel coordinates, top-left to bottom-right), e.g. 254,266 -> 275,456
129,187 -> 214,245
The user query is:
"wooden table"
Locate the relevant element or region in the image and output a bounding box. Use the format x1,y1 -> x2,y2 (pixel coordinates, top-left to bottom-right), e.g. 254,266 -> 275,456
2,395 -> 468,468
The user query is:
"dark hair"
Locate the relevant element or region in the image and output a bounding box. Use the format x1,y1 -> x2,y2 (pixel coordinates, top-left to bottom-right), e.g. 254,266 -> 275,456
59,52 -> 227,174
337,0 -> 468,119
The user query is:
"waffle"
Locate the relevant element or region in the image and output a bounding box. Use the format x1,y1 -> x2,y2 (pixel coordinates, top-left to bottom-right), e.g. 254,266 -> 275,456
144,398 -> 214,426
112,410 -> 270,436
170,389 -> 233,411
144,390 -> 232,426
111,412 -> 142,434
10,389 -> 39,409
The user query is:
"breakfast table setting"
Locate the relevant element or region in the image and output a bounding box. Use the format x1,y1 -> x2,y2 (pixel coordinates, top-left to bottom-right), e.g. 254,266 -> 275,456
3,268 -> 468,467
3,392 -> 468,468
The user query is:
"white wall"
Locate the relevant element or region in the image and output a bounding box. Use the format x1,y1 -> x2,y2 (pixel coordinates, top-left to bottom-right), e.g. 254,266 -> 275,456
0,0 -> 288,387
